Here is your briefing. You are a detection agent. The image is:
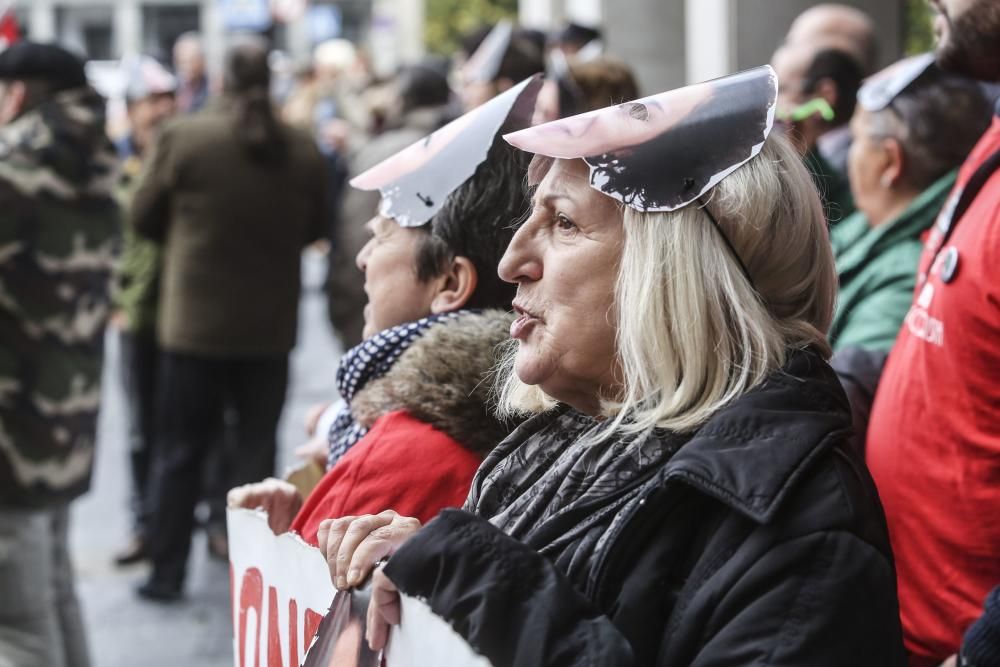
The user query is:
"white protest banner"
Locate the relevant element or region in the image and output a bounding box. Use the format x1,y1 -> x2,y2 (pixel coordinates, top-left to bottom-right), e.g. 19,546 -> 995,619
384,594 -> 492,667
228,507 -> 335,667
230,507 -> 493,667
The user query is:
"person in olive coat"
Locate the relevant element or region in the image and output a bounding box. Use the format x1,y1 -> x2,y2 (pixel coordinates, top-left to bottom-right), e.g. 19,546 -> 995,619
131,36 -> 327,600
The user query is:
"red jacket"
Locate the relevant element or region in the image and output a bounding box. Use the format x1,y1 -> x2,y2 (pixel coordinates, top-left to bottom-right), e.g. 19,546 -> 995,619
291,410 -> 484,546
867,115 -> 1000,666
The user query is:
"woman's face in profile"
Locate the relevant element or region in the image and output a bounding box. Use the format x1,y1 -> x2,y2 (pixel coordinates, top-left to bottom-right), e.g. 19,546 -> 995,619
498,158 -> 623,414
355,215 -> 441,339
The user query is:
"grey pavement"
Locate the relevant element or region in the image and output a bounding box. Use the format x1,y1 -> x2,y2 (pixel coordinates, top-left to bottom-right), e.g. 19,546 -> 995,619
70,250 -> 343,667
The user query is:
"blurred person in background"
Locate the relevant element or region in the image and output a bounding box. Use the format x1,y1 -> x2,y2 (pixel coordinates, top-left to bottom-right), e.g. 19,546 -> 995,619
551,22 -> 602,58
772,42 -> 861,223
829,58 -> 988,452
172,32 -> 208,114
327,58 -> 453,349
865,0 -> 1000,663
784,3 -> 877,175
0,42 -> 119,667
460,22 -> 544,112
784,4 -> 877,74
109,56 -> 178,566
534,55 -> 639,124
131,36 -> 327,601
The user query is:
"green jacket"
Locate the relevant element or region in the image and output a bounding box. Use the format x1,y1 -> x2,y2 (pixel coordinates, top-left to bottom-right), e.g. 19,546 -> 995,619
130,101 -> 327,357
829,170 -> 956,353
0,87 -> 120,507
805,148 -> 855,225
112,151 -> 160,334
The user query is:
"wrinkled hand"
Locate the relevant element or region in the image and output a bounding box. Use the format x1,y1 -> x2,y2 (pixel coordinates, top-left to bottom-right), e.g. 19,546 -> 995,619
316,510 -> 421,591
227,478 -> 304,535
366,567 -> 400,651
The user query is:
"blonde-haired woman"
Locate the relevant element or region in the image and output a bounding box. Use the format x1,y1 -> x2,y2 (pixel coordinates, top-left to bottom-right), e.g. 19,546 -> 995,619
315,68 -> 906,665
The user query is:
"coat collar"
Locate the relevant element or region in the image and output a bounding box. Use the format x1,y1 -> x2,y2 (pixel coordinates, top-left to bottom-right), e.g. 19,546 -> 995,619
659,349 -> 853,524
350,309 -> 517,457
833,169 -> 956,279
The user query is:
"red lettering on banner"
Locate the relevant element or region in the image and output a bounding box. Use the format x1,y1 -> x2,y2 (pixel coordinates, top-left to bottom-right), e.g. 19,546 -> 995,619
239,567 -> 264,667
288,599 -> 299,666
304,608 -> 323,652
268,587 -> 283,667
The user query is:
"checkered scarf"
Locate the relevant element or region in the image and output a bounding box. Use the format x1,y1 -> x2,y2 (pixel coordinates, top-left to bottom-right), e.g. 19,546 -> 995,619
326,311 -> 461,469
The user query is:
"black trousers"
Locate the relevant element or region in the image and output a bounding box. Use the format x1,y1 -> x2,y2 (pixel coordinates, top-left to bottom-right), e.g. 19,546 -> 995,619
145,351 -> 288,586
119,330 -> 159,533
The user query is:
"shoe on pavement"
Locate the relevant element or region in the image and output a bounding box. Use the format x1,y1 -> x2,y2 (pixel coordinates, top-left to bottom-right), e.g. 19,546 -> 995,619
113,536 -> 148,567
136,578 -> 183,603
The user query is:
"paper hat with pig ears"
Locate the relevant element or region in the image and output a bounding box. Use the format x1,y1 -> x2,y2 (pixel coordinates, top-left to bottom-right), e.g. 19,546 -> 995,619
349,75 -> 542,228
857,52 -> 936,112
503,65 -> 778,212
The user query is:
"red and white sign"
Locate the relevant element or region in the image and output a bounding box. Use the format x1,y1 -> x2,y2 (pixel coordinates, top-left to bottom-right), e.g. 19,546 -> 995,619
228,508 -> 334,667
229,508 -> 493,667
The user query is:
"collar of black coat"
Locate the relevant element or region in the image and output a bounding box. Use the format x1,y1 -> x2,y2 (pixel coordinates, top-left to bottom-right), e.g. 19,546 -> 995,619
350,309 -> 518,458
659,348 -> 853,524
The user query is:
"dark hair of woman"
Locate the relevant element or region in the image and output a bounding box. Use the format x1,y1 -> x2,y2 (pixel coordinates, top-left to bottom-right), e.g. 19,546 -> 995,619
412,135 -> 528,311
224,36 -> 286,163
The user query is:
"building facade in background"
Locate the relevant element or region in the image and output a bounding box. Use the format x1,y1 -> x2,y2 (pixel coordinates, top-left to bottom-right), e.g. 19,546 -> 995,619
10,0 -> 423,77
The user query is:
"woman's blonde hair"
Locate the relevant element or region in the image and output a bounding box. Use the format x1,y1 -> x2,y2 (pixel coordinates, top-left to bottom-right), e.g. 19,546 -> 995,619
496,132 -> 837,434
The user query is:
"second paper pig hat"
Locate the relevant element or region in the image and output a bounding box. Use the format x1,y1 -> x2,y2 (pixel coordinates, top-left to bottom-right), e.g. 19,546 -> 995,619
503,65 -> 778,212
350,75 -> 542,227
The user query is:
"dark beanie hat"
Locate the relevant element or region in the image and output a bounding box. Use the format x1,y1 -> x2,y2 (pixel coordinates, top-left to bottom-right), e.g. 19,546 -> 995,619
963,586 -> 1000,667
0,41 -> 87,91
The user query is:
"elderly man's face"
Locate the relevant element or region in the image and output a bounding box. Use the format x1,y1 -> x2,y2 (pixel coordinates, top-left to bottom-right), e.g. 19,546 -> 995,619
498,158 -> 623,415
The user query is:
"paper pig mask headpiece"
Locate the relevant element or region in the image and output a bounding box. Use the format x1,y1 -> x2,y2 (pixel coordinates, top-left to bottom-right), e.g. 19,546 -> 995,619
349,75 -> 542,227
503,65 -> 778,212
857,52 -> 936,112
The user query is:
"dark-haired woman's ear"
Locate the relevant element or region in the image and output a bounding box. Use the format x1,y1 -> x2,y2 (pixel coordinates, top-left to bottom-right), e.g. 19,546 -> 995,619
430,256 -> 478,314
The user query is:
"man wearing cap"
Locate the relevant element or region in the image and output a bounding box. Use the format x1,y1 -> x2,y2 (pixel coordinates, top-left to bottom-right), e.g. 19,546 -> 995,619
0,42 -> 118,667
110,56 -> 177,566
865,0 -> 1000,664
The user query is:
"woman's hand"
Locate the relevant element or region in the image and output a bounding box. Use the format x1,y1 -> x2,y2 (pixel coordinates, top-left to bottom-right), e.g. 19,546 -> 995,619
316,510 -> 421,590
227,478 -> 304,535
366,567 -> 401,651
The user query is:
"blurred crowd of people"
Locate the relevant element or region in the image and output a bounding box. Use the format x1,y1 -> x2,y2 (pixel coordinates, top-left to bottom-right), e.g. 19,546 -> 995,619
1,1 -> 999,666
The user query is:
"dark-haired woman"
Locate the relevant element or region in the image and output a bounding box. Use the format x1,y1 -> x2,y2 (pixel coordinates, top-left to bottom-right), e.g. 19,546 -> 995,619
131,36 -> 328,600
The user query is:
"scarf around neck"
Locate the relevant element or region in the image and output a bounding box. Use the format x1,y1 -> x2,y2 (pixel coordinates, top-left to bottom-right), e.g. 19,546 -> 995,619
465,406 -> 683,588
326,311 -> 461,468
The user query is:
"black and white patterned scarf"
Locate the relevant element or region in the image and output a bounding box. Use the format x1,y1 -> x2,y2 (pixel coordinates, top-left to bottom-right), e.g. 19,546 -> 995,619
326,311 -> 461,468
465,406 -> 683,587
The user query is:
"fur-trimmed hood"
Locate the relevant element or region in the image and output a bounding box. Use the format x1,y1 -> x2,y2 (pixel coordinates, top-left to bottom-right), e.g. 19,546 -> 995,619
350,309 -> 517,457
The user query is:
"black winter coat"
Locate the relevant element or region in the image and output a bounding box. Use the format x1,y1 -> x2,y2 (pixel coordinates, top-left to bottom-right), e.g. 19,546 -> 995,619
384,350 -> 907,666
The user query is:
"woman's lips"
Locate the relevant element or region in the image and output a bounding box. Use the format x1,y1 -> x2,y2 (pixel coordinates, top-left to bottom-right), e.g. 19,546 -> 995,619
510,305 -> 541,339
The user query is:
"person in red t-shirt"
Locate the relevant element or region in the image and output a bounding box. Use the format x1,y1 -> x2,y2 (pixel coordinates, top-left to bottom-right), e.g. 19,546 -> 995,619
865,1 -> 1000,664
227,80 -> 542,548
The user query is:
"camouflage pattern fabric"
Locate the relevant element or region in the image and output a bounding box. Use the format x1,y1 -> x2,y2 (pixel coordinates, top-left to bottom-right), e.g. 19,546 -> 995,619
0,86 -> 120,507
112,148 -> 161,334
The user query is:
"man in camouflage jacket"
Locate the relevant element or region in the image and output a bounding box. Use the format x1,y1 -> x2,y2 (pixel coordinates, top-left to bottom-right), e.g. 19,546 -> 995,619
0,42 -> 118,667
